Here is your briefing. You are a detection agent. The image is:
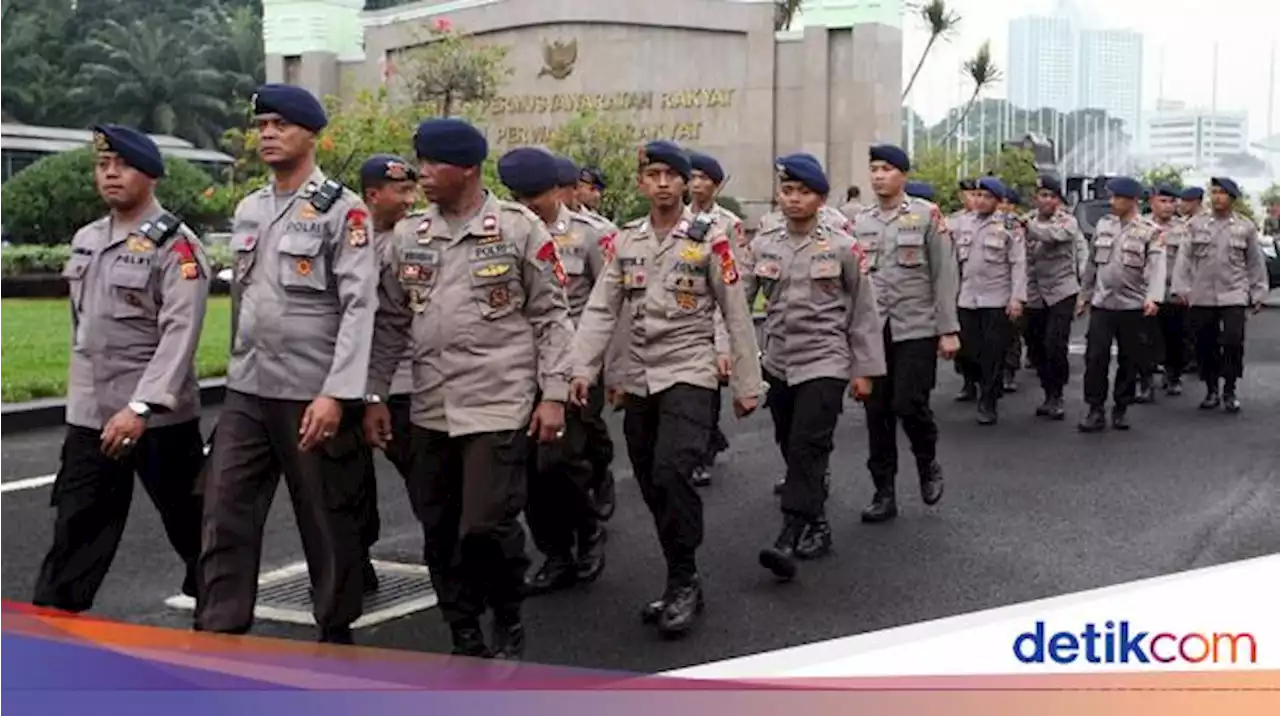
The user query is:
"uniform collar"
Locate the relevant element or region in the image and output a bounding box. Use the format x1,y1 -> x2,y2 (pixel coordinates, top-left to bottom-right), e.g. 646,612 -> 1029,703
550,204 -> 575,235
637,205 -> 694,242
417,191 -> 503,246
105,198 -> 165,250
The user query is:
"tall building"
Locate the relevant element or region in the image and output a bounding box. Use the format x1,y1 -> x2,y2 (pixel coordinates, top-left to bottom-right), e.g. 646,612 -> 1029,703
1146,101 -> 1249,170
1006,14 -> 1075,113
787,0 -> 904,31
1077,28 -> 1144,143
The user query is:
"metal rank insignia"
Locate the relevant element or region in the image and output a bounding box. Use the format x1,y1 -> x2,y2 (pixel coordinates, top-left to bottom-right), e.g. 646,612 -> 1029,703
93,131 -> 110,152
299,203 -> 318,220
481,214 -> 499,233
296,257 -> 313,276
675,292 -> 696,310
385,161 -> 408,180
126,235 -> 155,253
475,263 -> 511,279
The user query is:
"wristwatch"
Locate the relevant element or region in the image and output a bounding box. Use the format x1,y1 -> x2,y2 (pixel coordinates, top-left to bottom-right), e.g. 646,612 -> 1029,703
363,394 -> 384,405
128,401 -> 152,419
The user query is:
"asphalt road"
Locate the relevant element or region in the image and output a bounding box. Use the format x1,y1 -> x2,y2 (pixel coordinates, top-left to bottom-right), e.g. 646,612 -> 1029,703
4,309 -> 1279,674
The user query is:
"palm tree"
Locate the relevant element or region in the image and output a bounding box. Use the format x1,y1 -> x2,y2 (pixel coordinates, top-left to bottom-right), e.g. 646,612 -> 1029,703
942,40 -> 1001,144
902,0 -> 961,101
774,0 -> 804,31
69,18 -> 234,148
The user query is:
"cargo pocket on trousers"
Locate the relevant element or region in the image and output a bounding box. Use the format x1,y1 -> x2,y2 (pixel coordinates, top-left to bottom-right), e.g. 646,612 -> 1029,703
320,427 -> 364,513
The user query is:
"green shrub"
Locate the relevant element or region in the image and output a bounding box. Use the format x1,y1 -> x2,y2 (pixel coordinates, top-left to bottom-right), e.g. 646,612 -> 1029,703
0,148 -> 223,246
0,244 -> 72,276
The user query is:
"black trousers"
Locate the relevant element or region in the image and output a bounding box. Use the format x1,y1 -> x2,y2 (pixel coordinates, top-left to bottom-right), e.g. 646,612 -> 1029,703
863,324 -> 939,492
581,381 -> 616,488
1158,302 -> 1188,379
1138,314 -> 1162,380
33,421 -> 204,612
1026,295 -> 1076,396
622,384 -> 715,584
958,307 -> 1014,405
526,390 -> 599,558
1005,313 -> 1026,375
1083,308 -> 1144,409
407,426 -> 530,625
1189,305 -> 1247,386
765,373 -> 845,520
358,393 -> 415,552
196,391 -> 366,633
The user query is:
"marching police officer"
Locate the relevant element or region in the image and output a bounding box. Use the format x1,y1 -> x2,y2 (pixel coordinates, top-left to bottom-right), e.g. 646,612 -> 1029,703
1076,177 -> 1166,432
852,145 -> 959,522
1144,183 -> 1189,398
365,120 -> 572,659
954,177 -> 1026,425
197,85 -> 378,644
354,154 -> 422,591
998,186 -> 1028,388
1023,176 -> 1085,419
568,140 -> 762,636
688,150 -> 742,486
576,166 -> 611,224
741,153 -> 885,580
493,147 -> 610,596
33,125 -> 208,613
1172,177 -> 1268,413
1178,186 -> 1205,219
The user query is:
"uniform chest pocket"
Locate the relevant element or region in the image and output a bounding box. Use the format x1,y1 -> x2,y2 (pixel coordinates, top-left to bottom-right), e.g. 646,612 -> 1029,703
561,253 -> 586,277
1228,234 -> 1249,265
108,263 -> 155,318
982,234 -> 1007,262
278,234 -> 327,291
1093,237 -> 1115,264
1120,241 -> 1146,268
809,258 -> 843,303
398,248 -> 440,288
620,258 -> 648,292
956,233 -> 973,261
662,270 -> 708,316
470,259 -> 523,320
895,232 -> 926,267
229,232 -> 258,283
1190,234 -> 1212,257
62,253 -> 92,283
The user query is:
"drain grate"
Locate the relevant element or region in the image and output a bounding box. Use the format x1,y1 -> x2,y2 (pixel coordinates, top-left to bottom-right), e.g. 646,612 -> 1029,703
164,560 -> 437,628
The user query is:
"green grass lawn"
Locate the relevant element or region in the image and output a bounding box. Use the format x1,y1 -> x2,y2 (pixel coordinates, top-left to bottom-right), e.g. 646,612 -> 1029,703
0,297 -> 231,403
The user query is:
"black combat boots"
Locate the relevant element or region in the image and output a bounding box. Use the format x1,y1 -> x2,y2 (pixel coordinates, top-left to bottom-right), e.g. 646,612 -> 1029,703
1078,405 -> 1107,432
919,460 -> 944,505
795,517 -> 833,560
575,523 -> 607,582
524,553 -> 576,595
1223,381 -> 1241,413
450,619 -> 489,658
490,609 -> 525,661
758,514 -> 807,581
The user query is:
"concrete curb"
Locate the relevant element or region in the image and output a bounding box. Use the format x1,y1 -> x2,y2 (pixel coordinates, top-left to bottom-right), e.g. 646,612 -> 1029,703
0,314 -> 769,435
1,379 -> 227,435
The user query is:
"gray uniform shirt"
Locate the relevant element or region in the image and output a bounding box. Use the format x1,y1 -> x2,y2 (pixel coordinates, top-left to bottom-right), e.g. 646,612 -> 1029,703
851,197 -> 961,342
374,225 -> 415,396
1024,209 -> 1086,308
956,212 -> 1028,309
1081,214 -> 1166,310
62,202 -> 210,429
1172,212 -> 1269,307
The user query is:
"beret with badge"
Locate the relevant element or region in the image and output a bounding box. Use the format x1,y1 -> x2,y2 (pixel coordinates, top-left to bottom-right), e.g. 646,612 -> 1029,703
251,83 -> 328,132
638,140 -> 692,181
977,176 -> 1007,199
93,124 -> 166,179
359,154 -> 417,190
775,152 -> 830,196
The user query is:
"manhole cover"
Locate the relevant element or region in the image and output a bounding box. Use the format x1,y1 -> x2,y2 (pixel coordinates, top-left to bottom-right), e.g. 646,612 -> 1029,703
164,560 -> 437,628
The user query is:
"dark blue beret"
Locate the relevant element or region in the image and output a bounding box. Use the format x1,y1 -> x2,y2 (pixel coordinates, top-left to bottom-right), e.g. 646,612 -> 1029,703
1106,177 -> 1143,199
359,154 -> 416,188
977,176 -> 1007,198
1210,176 -> 1241,200
689,151 -> 725,184
1180,186 -> 1204,200
413,118 -> 487,167
775,153 -> 830,195
639,140 -> 691,181
579,166 -> 606,190
905,181 -> 934,201
1153,183 -> 1180,198
958,178 -> 977,191
869,144 -> 910,173
554,156 -> 579,187
1037,175 -> 1063,197
1005,187 -> 1023,205
252,83 -> 327,132
497,147 -> 559,197
92,124 -> 165,179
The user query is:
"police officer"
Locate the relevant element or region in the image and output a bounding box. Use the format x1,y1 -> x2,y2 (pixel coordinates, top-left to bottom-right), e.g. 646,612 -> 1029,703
1144,183 -> 1189,398
688,150 -> 742,486
354,154 -> 421,592
840,185 -> 865,220
852,145 -> 959,522
567,140 -> 762,636
759,199 -> 853,235
1024,176 -> 1085,420
741,153 -> 884,580
1172,177 -> 1268,413
1076,177 -> 1166,432
1178,186 -> 1205,219
997,186 -> 1028,389
951,179 -> 977,226
197,85 -> 378,644
33,125 -> 208,613
954,177 -> 1026,425
493,147 -> 609,596
576,166 -> 610,223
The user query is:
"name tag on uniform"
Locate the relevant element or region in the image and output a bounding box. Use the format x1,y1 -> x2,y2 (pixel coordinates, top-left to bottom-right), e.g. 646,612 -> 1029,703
471,243 -> 517,260
754,259 -> 782,280
402,248 -> 440,265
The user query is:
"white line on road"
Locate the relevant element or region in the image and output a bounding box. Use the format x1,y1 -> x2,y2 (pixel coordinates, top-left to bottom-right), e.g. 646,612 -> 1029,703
0,476 -> 56,491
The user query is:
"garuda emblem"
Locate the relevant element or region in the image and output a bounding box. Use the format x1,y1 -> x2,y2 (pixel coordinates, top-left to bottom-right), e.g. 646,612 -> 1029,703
538,39 -> 577,80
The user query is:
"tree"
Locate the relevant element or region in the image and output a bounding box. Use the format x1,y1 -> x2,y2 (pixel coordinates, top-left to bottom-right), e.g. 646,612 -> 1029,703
909,144 -> 1037,214
1140,165 -> 1186,191
774,0 -> 803,31
0,148 -> 222,245
68,18 -> 237,148
394,19 -> 512,119
1260,183 -> 1280,207
902,0 -> 960,101
547,112 -> 648,223
942,40 -> 1000,144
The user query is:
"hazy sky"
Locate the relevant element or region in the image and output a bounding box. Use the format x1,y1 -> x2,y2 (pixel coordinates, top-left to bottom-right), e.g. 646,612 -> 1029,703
898,0 -> 1280,143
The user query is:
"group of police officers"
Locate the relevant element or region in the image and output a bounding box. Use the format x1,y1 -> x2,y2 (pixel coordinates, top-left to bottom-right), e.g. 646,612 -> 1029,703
32,80 -> 1272,661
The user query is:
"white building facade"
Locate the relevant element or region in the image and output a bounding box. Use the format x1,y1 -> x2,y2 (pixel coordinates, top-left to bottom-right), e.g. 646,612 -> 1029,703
1145,101 -> 1249,170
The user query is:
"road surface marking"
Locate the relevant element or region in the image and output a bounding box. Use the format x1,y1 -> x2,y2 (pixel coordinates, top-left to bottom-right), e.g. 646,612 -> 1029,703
0,474 -> 57,494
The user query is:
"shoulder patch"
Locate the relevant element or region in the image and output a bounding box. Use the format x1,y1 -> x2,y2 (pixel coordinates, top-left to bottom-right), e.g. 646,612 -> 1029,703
535,238 -> 568,286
